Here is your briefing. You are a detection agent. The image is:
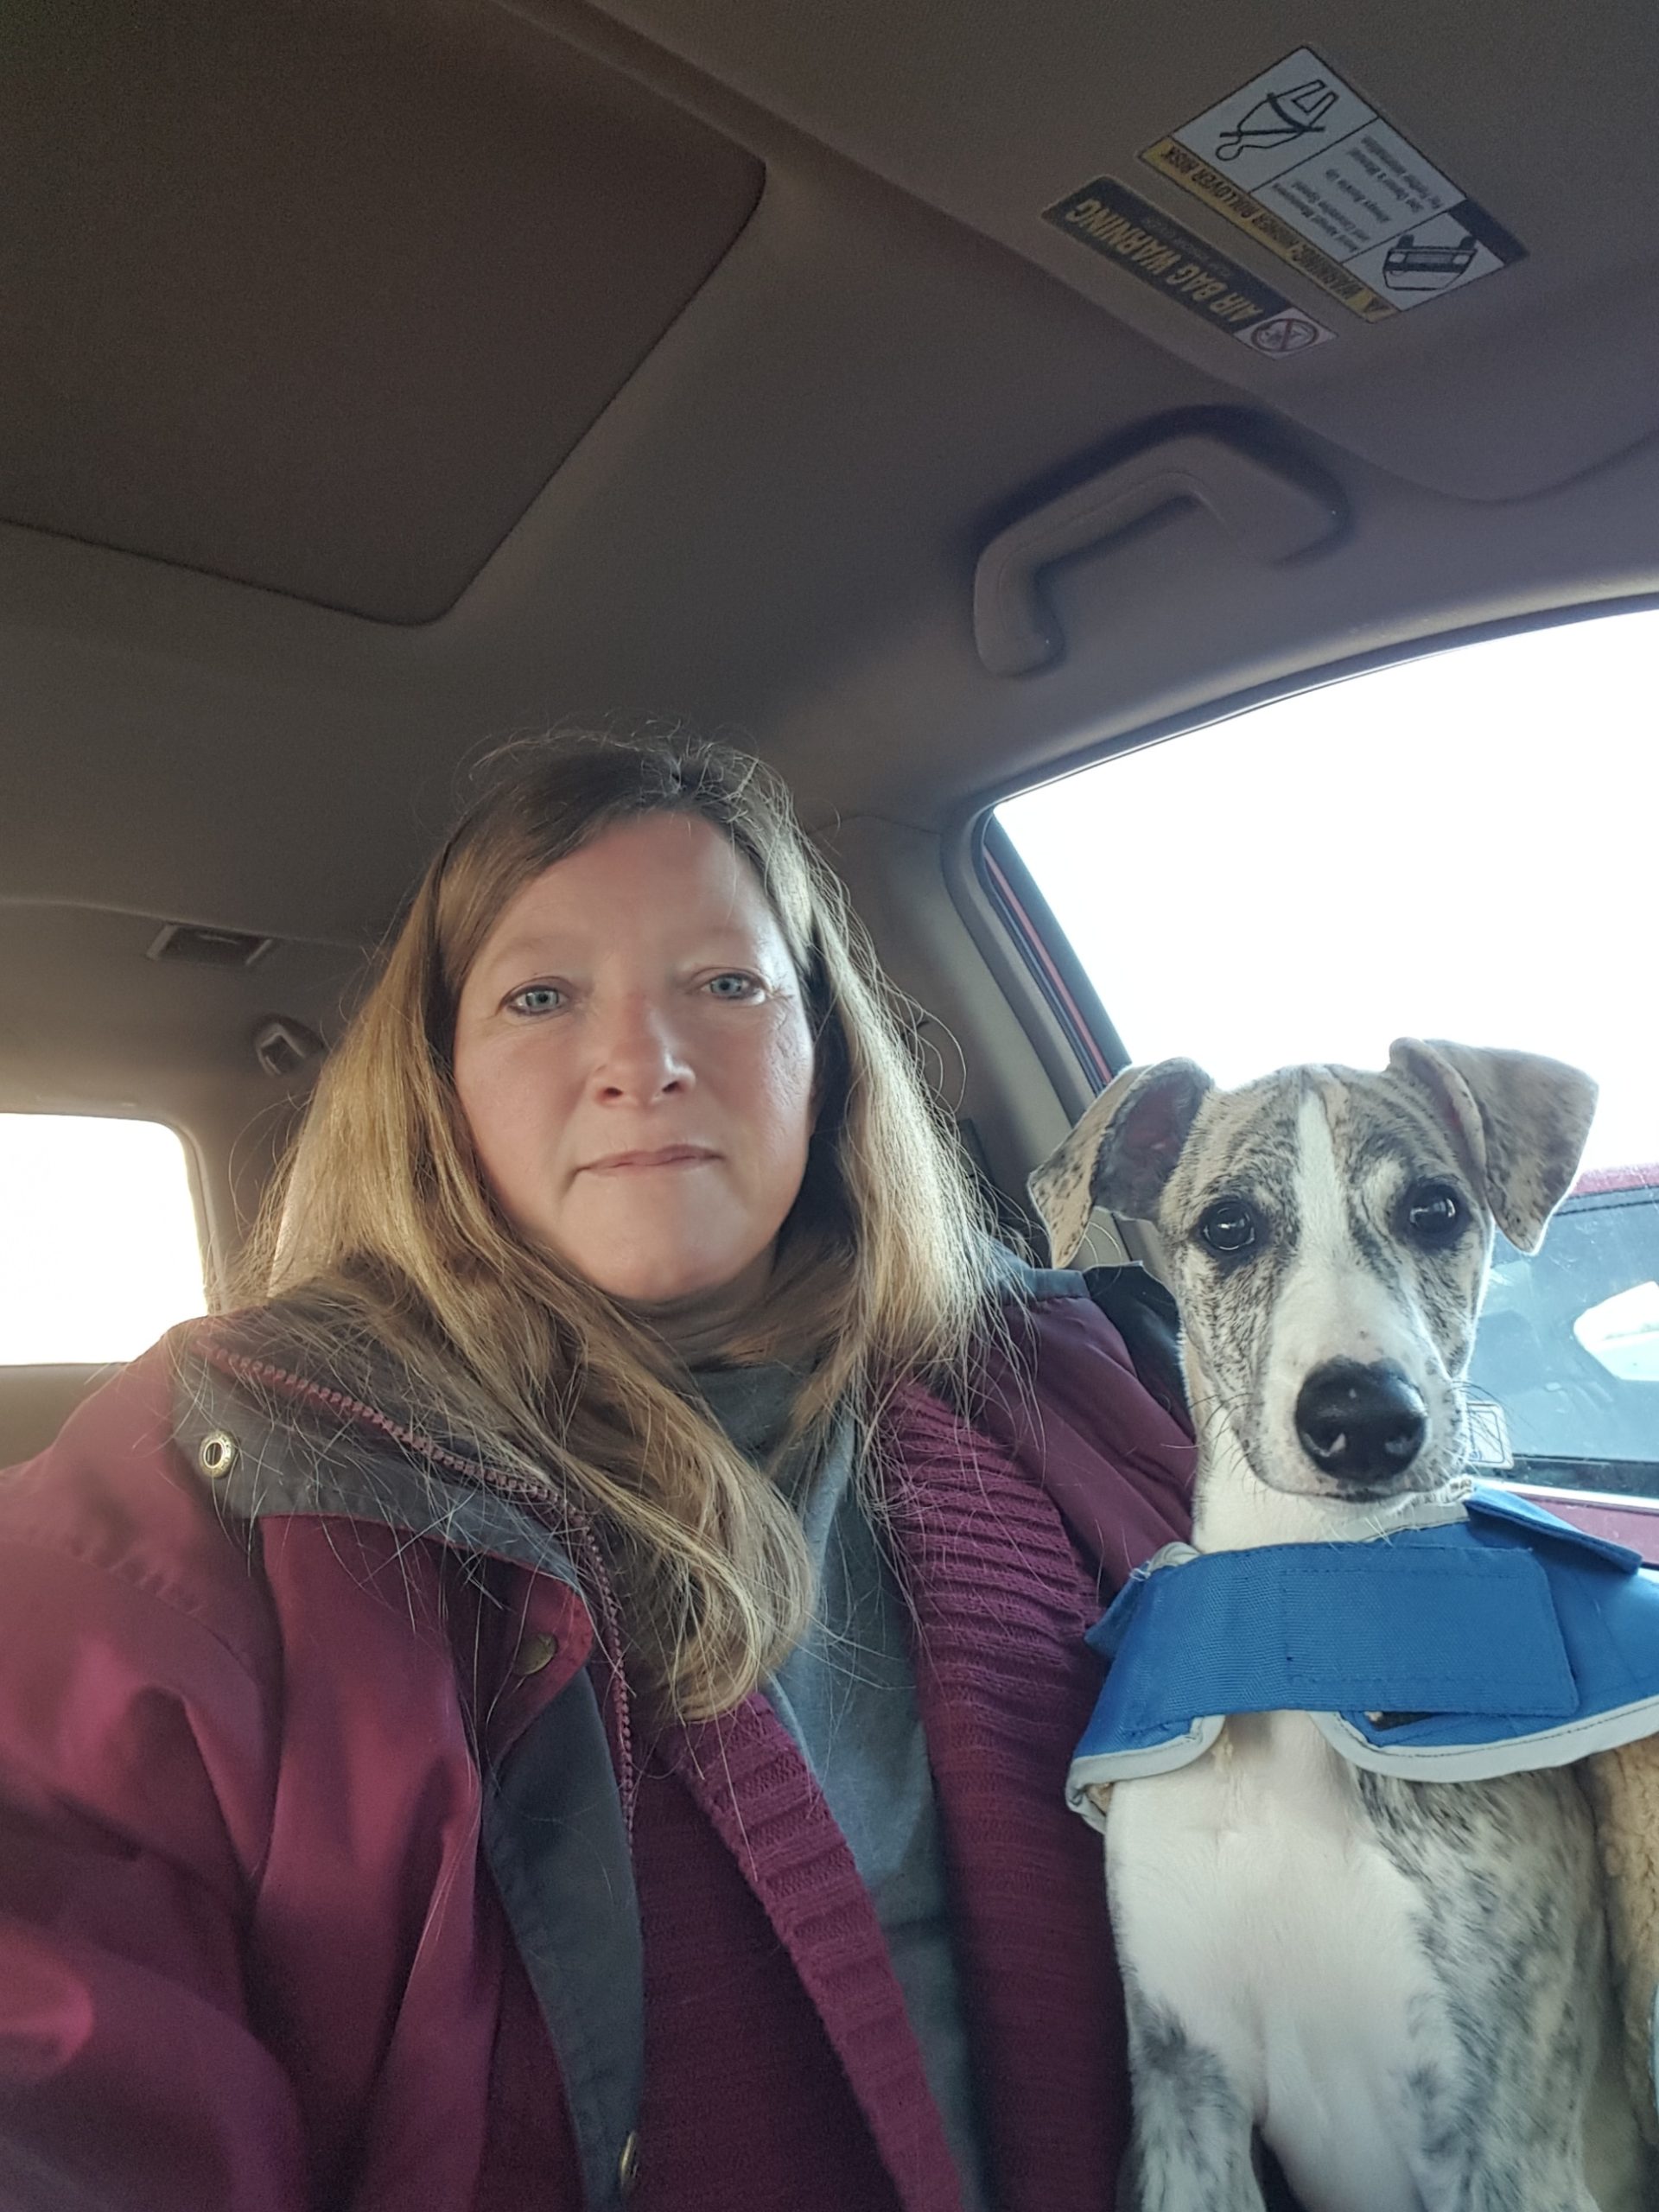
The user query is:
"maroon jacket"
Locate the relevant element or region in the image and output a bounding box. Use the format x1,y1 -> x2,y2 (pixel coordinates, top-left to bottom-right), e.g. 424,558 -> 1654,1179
0,1272 -> 1193,2212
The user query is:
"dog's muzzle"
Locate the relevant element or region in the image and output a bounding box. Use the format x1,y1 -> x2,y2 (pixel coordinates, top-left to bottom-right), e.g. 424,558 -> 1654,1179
1294,1359 -> 1428,1485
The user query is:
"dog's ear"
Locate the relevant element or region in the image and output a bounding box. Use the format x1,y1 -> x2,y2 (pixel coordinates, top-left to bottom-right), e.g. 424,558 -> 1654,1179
1388,1039 -> 1599,1254
1028,1059 -> 1212,1265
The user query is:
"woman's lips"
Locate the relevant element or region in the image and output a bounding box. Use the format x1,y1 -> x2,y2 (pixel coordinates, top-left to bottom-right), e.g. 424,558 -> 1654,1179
581,1146 -> 718,1174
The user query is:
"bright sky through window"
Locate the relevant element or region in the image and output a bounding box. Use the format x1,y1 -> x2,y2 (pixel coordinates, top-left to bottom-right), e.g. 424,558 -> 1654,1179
0,1116 -> 207,1363
999,608 -> 1659,1175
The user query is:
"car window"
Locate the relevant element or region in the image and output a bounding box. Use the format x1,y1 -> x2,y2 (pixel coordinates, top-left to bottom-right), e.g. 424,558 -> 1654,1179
0,1115 -> 208,1363
996,607 -> 1659,1497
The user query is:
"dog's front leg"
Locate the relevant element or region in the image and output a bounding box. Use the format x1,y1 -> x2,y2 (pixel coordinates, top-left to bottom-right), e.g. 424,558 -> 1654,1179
1119,1984 -> 1267,2212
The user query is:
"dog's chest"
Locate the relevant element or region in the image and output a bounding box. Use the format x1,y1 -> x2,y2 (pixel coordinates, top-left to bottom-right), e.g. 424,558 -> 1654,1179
1107,1713 -> 1518,2209
1108,1709 -> 1438,2050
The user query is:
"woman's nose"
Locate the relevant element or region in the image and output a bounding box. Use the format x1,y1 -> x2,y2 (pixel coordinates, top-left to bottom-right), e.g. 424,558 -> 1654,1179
591,995 -> 694,1101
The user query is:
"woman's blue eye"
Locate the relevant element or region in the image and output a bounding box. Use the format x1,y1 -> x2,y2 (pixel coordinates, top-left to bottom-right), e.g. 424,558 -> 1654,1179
706,973 -> 760,1000
508,985 -> 564,1015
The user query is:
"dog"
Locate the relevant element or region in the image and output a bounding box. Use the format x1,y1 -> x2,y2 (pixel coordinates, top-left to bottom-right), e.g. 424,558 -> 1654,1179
1030,1039 -> 1659,2212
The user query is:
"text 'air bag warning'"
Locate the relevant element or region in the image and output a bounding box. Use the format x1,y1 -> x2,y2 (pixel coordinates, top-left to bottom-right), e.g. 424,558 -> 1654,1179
1143,48 -> 1525,321
1042,176 -> 1335,356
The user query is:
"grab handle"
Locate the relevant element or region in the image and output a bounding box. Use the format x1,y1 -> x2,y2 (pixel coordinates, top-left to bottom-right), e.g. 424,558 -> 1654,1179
974,431 -> 1344,677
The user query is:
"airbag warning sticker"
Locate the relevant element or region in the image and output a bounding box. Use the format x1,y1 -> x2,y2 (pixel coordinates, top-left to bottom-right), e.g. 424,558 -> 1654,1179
1043,175 -> 1335,355
1143,48 -> 1524,321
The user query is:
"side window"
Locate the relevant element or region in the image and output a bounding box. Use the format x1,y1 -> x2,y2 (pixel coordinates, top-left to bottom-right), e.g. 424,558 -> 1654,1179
0,1115 -> 208,1363
995,608 -> 1658,1498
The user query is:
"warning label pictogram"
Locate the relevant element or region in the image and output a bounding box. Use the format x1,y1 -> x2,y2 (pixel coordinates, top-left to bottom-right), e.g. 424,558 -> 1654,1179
1237,309 -> 1333,356
1143,48 -> 1525,321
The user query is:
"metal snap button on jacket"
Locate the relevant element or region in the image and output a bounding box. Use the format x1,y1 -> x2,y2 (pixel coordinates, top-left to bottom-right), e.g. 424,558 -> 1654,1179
195,1431 -> 239,1480
512,1632 -> 560,1677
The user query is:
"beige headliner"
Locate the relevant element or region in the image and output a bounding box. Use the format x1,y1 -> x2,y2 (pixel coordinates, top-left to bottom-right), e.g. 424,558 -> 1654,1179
2,0 -> 1656,1220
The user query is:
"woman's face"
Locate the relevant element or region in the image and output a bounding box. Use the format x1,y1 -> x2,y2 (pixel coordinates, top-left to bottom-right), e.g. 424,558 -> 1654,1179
453,812 -> 817,1319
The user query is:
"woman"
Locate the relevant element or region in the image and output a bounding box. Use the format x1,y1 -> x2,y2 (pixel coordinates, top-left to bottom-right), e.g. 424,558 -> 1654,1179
0,731 -> 1193,2212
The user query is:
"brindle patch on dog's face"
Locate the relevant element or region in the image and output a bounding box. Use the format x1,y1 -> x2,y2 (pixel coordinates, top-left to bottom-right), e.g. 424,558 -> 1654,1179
1154,1064 -> 1493,1502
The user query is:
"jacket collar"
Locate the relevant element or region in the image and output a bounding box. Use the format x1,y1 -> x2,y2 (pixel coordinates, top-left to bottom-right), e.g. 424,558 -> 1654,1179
172,1300 -> 583,1588
170,1262 -> 1071,1586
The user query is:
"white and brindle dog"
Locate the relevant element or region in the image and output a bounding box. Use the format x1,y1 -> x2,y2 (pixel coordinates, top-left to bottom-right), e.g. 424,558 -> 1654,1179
1031,1039 -> 1659,2212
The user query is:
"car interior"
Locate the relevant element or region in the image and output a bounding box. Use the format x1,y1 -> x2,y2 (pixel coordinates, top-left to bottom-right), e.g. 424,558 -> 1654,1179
3,0 -> 1656,1539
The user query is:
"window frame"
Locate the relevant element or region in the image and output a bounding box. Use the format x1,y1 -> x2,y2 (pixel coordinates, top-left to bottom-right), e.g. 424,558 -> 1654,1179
956,594 -> 1659,1546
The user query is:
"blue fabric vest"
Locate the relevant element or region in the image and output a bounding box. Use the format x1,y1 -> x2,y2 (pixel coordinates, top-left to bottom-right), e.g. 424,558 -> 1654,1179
1067,1486 -> 1659,1810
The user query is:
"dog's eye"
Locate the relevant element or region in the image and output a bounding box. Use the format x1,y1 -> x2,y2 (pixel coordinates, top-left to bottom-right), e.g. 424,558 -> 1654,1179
1198,1198 -> 1259,1255
1403,1181 -> 1465,1245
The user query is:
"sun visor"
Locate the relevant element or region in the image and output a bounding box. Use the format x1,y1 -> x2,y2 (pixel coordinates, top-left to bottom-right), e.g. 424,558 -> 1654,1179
0,0 -> 762,621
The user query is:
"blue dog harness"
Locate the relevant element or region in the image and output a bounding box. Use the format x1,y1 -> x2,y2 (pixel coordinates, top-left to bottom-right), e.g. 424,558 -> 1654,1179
1067,1486 -> 1659,1817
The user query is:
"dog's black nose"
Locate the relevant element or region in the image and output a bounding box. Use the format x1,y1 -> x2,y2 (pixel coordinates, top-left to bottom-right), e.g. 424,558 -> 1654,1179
1294,1360 -> 1428,1484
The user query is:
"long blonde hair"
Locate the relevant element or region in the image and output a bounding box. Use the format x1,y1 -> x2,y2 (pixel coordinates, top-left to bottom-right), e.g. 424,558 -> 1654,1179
245,730 -> 996,1715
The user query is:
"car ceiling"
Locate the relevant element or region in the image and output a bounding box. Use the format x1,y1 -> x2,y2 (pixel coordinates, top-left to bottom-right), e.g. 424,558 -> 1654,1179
3,0 -> 1658,1154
